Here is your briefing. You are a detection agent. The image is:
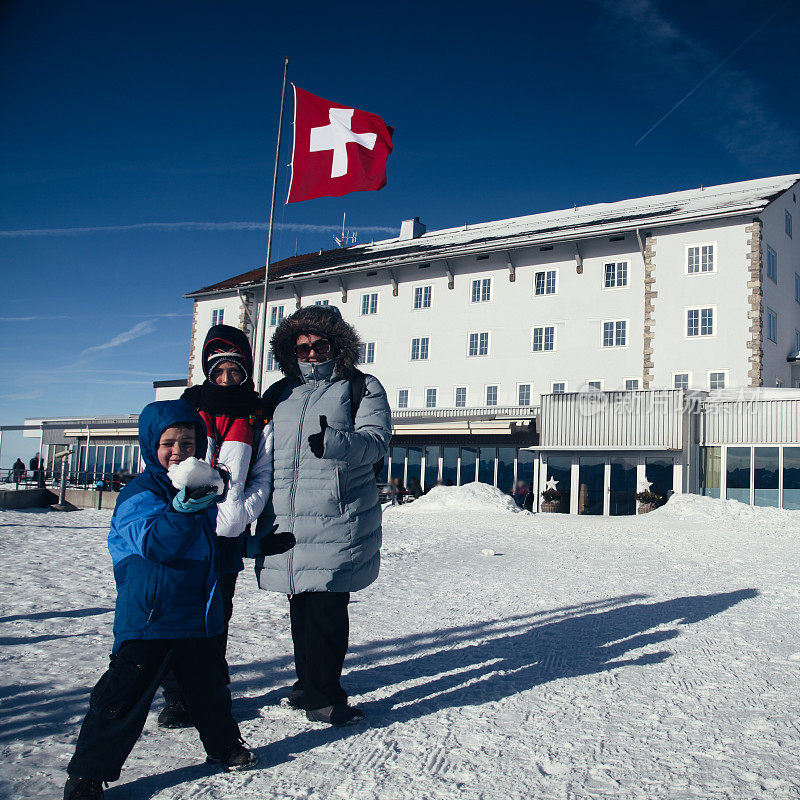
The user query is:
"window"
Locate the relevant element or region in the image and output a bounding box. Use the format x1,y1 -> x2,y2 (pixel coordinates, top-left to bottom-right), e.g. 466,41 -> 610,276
455,387 -> 467,407
552,382 -> 566,394
709,371 -> 727,390
766,247 -> 777,283
266,352 -> 277,371
468,332 -> 489,357
425,388 -> 437,408
673,372 -> 690,390
625,379 -> 639,390
269,305 -> 284,326
471,278 -> 491,303
532,325 -> 555,352
486,385 -> 498,406
211,308 -> 224,326
358,342 -> 375,363
397,389 -> 409,408
766,309 -> 777,343
602,320 -> 627,347
314,299 -> 330,306
603,261 -> 628,288
534,269 -> 557,296
360,292 -> 379,315
687,307 -> 714,337
787,210 -> 793,238
795,329 -> 800,353
411,337 -> 429,361
795,273 -> 800,304
518,384 -> 531,406
687,244 -> 715,274
586,380 -> 603,390
413,285 -> 432,310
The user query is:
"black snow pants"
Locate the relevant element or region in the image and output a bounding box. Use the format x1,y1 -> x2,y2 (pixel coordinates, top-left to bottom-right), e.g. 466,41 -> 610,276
162,572 -> 238,701
67,637 -> 241,782
289,591 -> 350,710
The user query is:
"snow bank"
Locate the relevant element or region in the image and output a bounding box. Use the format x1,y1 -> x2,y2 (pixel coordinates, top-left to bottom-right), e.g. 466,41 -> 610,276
652,492 -> 800,530
394,483 -> 521,515
167,457 -> 224,493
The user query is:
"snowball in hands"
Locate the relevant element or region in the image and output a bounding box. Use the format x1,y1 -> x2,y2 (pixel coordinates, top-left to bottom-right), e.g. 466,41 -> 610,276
168,457 -> 224,494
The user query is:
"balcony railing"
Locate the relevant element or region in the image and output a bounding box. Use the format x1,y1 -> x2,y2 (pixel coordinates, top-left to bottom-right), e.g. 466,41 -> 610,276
392,405 -> 539,421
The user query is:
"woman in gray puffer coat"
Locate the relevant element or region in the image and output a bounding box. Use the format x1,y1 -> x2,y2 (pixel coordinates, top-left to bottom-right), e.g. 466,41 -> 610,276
251,304 -> 391,725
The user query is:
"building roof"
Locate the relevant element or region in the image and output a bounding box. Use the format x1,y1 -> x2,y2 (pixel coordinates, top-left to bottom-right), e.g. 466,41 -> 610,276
186,173 -> 800,297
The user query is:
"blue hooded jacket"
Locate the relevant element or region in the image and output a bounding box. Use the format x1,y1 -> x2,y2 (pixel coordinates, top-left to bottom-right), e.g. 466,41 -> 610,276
108,399 -> 222,651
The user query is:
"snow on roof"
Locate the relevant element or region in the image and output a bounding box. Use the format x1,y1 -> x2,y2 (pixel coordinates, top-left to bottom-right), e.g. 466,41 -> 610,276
186,173 -> 800,297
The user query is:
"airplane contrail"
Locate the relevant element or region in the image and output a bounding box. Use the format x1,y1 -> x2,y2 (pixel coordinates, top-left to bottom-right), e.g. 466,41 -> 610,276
635,0 -> 791,146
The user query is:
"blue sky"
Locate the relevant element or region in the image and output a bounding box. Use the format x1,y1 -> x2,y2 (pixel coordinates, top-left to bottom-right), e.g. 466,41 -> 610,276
1,0 -> 799,466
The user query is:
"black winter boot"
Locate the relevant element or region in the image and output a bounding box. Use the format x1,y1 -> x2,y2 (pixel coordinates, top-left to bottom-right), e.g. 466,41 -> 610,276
157,695 -> 192,728
286,688 -> 307,710
207,743 -> 259,771
306,703 -> 365,726
64,776 -> 104,800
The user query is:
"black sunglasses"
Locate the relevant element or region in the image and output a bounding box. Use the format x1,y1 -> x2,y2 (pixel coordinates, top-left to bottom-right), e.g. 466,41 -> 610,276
295,339 -> 332,358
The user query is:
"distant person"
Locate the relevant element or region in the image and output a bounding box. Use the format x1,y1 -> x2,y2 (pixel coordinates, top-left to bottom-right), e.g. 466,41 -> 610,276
391,476 -> 405,504
63,400 -> 257,800
29,452 -> 44,488
513,481 -> 529,509
408,476 -> 423,499
12,458 -> 26,483
251,305 -> 391,726
156,323 -> 288,729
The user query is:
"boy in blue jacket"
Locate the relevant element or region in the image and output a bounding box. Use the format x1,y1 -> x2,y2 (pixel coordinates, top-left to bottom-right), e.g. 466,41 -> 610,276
63,400 -> 257,800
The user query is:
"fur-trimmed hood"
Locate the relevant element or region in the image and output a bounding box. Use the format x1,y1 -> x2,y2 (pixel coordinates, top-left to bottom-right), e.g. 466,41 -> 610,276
270,305 -> 361,379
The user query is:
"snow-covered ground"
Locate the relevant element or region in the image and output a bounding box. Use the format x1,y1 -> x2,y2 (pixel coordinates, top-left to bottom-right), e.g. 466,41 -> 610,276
1,487 -> 799,799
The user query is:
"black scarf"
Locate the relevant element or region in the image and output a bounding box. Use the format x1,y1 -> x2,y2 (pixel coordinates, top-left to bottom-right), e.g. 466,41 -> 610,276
182,379 -> 261,418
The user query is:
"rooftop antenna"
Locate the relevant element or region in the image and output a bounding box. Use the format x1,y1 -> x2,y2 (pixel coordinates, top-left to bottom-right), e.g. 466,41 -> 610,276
333,211 -> 358,247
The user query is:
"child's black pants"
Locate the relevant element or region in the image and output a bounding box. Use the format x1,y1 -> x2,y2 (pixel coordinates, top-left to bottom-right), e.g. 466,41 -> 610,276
68,637 -> 240,782
289,591 -> 350,710
162,572 -> 237,700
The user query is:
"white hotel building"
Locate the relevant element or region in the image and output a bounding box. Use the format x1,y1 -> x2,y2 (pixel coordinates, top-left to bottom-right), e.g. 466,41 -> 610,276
179,174 -> 800,515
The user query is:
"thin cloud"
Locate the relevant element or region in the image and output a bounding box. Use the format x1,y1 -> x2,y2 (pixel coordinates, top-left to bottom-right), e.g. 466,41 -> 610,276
591,0 -> 799,165
0,315 -> 74,322
81,320 -> 157,355
0,392 -> 41,401
0,221 -> 399,239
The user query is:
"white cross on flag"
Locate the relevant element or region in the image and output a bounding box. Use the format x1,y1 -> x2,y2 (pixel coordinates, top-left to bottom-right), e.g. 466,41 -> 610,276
287,86 -> 394,204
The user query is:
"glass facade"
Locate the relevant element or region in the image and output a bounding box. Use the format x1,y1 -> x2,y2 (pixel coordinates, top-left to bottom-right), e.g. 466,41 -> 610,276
578,456 -> 605,515
424,446 -> 440,489
460,448 -> 477,484
544,456 -> 571,513
726,447 -> 751,504
609,456 -> 637,515
497,447 -> 516,494
699,446 -> 721,499
783,447 -> 800,510
390,446 -> 405,482
517,450 -> 536,491
442,447 -> 459,486
406,447 -> 423,490
478,447 -> 496,484
753,447 -> 779,508
645,457 -> 674,500
77,444 -> 139,484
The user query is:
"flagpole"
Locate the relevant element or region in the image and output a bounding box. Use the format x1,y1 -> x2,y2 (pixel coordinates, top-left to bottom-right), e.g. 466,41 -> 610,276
255,56 -> 290,394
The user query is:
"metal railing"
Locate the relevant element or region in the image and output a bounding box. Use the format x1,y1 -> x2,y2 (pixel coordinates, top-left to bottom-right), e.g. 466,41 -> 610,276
0,467 -> 137,492
392,405 -> 539,421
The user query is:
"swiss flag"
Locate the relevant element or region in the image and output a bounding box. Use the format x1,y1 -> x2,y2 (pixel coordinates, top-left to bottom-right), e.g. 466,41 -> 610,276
287,86 -> 394,204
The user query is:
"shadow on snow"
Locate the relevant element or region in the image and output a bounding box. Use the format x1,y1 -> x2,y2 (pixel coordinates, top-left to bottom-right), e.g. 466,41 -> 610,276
1,589 -> 757,798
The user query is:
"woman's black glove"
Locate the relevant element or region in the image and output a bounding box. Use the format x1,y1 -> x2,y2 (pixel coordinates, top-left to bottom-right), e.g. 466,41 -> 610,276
258,524 -> 296,556
307,415 -> 328,458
